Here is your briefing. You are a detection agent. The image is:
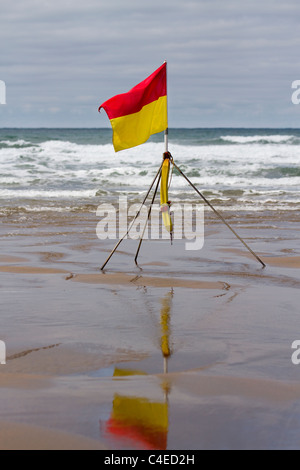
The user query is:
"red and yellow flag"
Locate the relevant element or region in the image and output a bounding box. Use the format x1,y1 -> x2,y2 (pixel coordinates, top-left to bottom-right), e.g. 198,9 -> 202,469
99,63 -> 168,152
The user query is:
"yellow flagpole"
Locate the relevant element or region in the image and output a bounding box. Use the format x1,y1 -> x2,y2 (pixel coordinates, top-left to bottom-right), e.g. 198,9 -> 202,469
164,60 -> 168,153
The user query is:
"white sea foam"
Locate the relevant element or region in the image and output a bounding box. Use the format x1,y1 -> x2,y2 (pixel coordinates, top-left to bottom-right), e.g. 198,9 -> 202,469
0,133 -> 299,211
0,189 -> 96,198
220,135 -> 295,144
0,139 -> 34,147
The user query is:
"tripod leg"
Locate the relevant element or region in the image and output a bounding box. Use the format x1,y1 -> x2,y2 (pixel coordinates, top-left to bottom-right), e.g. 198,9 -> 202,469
134,168 -> 162,265
100,162 -> 163,271
172,161 -> 266,268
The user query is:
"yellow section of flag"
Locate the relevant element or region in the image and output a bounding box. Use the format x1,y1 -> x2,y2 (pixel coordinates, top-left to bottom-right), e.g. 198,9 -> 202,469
99,63 -> 168,152
110,95 -> 167,152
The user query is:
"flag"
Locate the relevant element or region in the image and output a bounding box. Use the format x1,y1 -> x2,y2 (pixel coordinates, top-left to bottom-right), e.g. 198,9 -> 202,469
104,393 -> 168,450
99,63 -> 168,152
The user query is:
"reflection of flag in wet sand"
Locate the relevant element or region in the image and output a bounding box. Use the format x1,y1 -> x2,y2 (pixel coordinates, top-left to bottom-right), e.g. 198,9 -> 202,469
102,290 -> 173,450
160,290 -> 173,374
104,393 -> 168,450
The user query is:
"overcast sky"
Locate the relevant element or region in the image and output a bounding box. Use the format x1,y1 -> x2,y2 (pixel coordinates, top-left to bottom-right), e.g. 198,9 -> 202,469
0,0 -> 300,128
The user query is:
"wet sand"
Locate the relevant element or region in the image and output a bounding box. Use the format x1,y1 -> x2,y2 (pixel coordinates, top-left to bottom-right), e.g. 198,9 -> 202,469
220,247 -> 300,268
0,420 -> 105,450
72,272 -> 226,289
0,209 -> 300,449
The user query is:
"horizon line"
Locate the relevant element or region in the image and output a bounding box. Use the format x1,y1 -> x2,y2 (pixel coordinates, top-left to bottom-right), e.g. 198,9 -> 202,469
0,126 -> 300,130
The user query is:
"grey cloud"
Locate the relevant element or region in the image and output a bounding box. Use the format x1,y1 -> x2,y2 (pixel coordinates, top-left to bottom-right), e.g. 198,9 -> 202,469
0,0 -> 299,127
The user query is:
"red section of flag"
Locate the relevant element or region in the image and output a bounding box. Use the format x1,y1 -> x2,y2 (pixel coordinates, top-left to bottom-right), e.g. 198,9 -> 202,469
104,418 -> 167,450
99,63 -> 167,119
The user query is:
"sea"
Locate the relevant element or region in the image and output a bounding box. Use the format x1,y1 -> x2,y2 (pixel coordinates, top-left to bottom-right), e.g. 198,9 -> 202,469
0,128 -> 299,220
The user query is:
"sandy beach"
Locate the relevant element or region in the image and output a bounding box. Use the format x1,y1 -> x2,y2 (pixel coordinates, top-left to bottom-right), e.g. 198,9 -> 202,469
2,0 -> 300,448
0,207 -> 299,450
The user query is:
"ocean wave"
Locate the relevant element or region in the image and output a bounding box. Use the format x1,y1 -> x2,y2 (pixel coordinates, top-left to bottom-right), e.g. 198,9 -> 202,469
0,189 -> 97,198
0,199 -> 298,216
0,139 -> 36,148
220,135 -> 296,144
0,130 -> 299,212
1,138 -> 300,167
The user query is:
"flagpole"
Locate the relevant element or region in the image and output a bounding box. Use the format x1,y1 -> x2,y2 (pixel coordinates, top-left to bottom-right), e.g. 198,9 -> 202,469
164,60 -> 168,153
164,128 -> 168,153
